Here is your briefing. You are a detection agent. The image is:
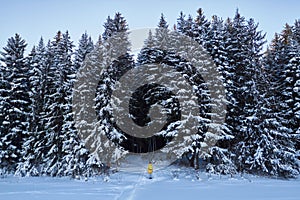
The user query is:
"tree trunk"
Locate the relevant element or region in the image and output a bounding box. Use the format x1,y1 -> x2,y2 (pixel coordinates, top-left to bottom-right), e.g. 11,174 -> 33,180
194,151 -> 199,170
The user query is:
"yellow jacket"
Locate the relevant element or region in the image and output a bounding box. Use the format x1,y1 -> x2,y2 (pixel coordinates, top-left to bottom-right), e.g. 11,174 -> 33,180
147,163 -> 153,174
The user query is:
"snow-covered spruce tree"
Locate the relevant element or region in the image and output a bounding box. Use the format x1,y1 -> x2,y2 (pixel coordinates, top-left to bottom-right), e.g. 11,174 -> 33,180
73,36 -> 107,177
217,11 -> 270,176
39,31 -> 66,176
154,14 -> 171,50
136,28 -> 182,156
175,11 -> 236,174
33,31 -> 87,177
28,38 -> 47,140
24,40 -> 59,177
158,13 -> 168,29
293,19 -> 300,44
58,31 -> 91,178
264,25 -> 299,148
193,8 -> 210,47
137,17 -> 178,158
15,39 -> 47,176
144,30 -> 155,49
277,25 -> 297,137
34,31 -> 64,176
176,12 -> 195,38
256,25 -> 300,177
0,56 -> 12,174
74,32 -> 94,71
201,15 -> 237,175
248,72 -> 299,178
94,12 -> 133,167
102,15 -> 115,41
0,34 -> 31,174
290,20 -> 300,152
176,12 -> 186,34
170,24 -> 207,170
221,14 -> 248,147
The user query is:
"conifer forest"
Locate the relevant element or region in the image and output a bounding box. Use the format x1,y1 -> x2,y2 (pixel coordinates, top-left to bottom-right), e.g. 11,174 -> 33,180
0,8 -> 300,179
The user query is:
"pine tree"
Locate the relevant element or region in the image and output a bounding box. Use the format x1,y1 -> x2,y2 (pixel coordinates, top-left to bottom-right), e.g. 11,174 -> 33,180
265,25 -> 296,145
290,21 -> 300,151
73,38 -> 108,177
0,56 -> 11,174
193,8 -> 210,47
102,16 -> 115,41
158,13 -> 168,29
94,12 -> 134,167
15,39 -> 47,176
176,12 -> 194,38
143,30 -> 155,48
200,15 -> 237,175
74,32 -> 94,71
175,10 -> 237,173
37,31 -> 79,176
249,72 -> 299,177
255,22 -> 300,177
176,12 -> 186,34
155,14 -> 170,50
219,11 -> 267,174
0,34 -> 31,173
60,31 -> 93,178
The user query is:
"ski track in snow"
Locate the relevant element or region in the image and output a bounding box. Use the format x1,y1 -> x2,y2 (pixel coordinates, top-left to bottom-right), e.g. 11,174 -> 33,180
0,167 -> 299,200
126,171 -> 144,200
116,171 -> 144,200
115,165 -> 159,200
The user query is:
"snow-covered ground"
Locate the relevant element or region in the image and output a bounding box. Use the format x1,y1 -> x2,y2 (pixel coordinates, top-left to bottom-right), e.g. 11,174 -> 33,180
0,165 -> 299,200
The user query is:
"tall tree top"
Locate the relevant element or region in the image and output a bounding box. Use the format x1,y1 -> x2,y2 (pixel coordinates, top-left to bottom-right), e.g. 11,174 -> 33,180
77,32 -> 93,49
0,33 -> 27,64
74,32 -> 94,70
30,45 -> 36,55
62,31 -> 74,52
102,12 -> 129,40
158,13 -> 168,29
176,11 -> 186,33
195,8 -> 209,27
281,23 -> 293,45
114,12 -> 128,32
232,9 -> 246,28
270,33 -> 281,48
36,37 -> 45,53
143,30 -> 155,48
234,9 -> 241,20
193,8 -> 209,45
293,19 -> 300,43
102,15 -> 113,41
54,31 -> 62,43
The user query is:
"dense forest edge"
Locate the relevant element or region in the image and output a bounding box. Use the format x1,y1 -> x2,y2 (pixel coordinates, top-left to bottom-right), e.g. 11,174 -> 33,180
0,8 -> 299,179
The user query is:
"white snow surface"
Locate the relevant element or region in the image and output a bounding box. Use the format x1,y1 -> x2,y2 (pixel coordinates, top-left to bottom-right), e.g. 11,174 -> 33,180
0,165 -> 299,200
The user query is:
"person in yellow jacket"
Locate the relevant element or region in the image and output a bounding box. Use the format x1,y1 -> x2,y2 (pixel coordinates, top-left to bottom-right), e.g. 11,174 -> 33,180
147,161 -> 153,179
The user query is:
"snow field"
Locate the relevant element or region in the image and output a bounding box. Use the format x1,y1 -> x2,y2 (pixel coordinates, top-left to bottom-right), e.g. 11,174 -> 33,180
0,166 -> 299,200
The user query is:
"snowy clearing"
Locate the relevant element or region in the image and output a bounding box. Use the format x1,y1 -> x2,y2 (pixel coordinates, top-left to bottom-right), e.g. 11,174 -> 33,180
0,167 -> 299,200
